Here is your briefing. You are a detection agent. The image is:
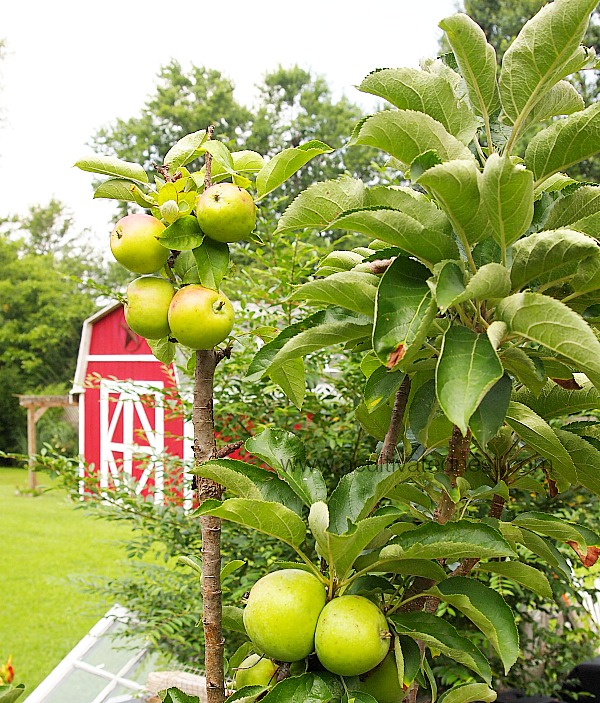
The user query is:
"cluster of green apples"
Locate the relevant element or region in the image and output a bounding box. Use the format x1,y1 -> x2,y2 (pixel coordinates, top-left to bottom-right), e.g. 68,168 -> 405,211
111,182 -> 256,349
235,569 -> 402,702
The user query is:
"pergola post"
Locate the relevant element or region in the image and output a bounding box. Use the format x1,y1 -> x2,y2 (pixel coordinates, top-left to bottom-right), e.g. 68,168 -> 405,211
18,395 -> 78,491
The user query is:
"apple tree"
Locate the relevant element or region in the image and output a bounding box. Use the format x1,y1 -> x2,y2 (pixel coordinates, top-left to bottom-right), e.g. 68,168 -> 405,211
187,0 -> 600,701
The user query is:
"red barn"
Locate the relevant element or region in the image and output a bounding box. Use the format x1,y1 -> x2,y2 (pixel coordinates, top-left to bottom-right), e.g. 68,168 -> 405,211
71,303 -> 193,507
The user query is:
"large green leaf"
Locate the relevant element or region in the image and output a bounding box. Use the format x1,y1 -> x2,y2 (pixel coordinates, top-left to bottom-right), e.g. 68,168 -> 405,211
516,528 -> 571,576
159,216 -> 204,251
256,140 -> 334,199
383,520 -> 514,562
74,155 -> 149,184
308,502 -> 399,581
572,249 -> 600,294
349,110 -> 474,167
93,178 -> 154,205
0,687 -> 25,703
439,13 -> 500,122
470,374 -> 513,447
363,366 -> 406,413
545,185 -> 600,230
501,347 -> 547,396
328,463 -> 412,534
438,683 -> 497,703
514,378 -> 600,418
439,263 -> 511,312
163,129 -> 208,169
329,208 -> 459,265
512,511 -> 599,547
245,428 -> 327,507
505,401 -> 578,483
359,68 -> 479,144
290,271 -> 379,317
480,154 -> 534,250
436,325 -> 503,436
407,379 -> 454,450
193,238 -> 229,290
269,358 -> 306,410
259,673 -> 339,703
496,292 -> 600,389
525,101 -> 600,183
247,308 -> 372,380
390,612 -> 492,683
222,606 -> 247,636
373,257 -> 435,369
195,498 -> 307,548
524,80 -> 585,128
366,185 -> 452,234
499,0 -> 597,127
418,160 -> 490,246
275,176 -> 367,234
476,560 -> 553,599
510,228 -> 598,290
431,577 -> 519,673
190,459 -> 303,514
556,429 -> 600,496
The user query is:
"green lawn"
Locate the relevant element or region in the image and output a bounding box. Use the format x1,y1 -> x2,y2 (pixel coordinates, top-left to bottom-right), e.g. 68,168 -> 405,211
1,467 -> 133,695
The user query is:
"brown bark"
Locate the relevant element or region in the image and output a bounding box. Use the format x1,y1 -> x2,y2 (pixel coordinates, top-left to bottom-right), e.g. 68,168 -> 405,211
433,426 -> 472,525
378,376 -> 411,465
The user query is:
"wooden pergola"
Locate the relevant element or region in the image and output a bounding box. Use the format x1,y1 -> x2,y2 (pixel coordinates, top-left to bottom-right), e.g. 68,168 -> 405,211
17,394 -> 78,490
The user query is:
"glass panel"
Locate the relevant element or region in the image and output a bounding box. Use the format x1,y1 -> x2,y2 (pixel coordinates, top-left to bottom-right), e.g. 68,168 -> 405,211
41,668 -> 110,703
81,620 -> 145,673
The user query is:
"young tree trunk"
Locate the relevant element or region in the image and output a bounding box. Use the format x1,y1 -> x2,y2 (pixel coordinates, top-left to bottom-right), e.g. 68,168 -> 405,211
194,349 -> 226,703
378,376 -> 411,465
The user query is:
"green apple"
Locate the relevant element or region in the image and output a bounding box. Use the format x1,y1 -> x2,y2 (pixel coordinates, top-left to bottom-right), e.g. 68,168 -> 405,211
234,654 -> 278,689
358,652 -> 403,703
243,569 -> 326,662
110,213 -> 169,274
195,182 -> 256,243
167,284 -> 234,349
315,595 -> 390,676
124,276 -> 175,339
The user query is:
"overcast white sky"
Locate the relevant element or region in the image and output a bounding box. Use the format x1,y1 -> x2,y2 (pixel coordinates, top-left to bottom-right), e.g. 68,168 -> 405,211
0,0 -> 459,249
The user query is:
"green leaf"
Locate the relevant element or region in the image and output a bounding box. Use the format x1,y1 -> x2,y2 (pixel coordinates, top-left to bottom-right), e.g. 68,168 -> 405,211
418,160 -> 490,246
190,458 -> 303,514
438,683 -> 497,703
245,428 -> 327,507
159,216 -> 204,251
363,367 -> 405,413
192,238 -> 230,290
525,80 -> 585,129
514,378 -> 600,418
373,257 -> 435,369
556,429 -> 600,497
499,0 -> 597,126
268,358 -> 306,410
434,262 -> 466,313
74,155 -> 149,184
496,292 -> 600,388
93,178 -> 155,205
439,13 -> 500,121
505,401 -> 577,484
436,325 -> 504,436
431,577 -> 518,674
328,463 -> 411,534
225,685 -> 264,703
355,555 -> 447,582
256,140 -> 334,199
525,101 -> 600,183
222,605 -> 247,635
572,250 -> 600,294
390,612 -> 492,683
366,185 -> 453,234
173,250 -> 200,283
160,689 -> 200,703
163,129 -> 208,169
384,520 -> 514,561
476,560 -> 553,599
435,263 -> 511,312
355,401 -> 392,441
470,374 -> 512,446
195,498 -> 307,548
260,673 -> 337,703
480,154 -> 534,249
308,502 -> 400,581
515,527 -> 571,576
501,348 -> 547,396
147,337 -> 176,364
291,271 -> 379,317
512,511 -> 599,547
359,68 -> 479,144
545,185 -> 600,229
267,308 -> 372,374
349,110 -> 474,167
275,176 -> 367,234
329,208 -> 459,266
510,229 -> 598,290
407,379 -> 454,450
0,686 -> 25,703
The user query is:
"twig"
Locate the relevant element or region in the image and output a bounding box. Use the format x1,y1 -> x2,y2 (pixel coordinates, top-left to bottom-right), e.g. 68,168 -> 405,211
378,376 -> 411,465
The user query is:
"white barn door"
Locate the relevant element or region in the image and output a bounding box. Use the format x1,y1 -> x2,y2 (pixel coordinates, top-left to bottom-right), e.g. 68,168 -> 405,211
99,380 -> 165,504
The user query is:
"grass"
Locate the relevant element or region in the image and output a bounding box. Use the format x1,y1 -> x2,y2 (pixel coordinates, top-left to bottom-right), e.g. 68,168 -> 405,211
1,467 -> 134,695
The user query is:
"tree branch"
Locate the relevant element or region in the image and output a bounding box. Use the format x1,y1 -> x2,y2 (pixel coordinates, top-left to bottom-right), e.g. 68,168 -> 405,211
378,376 -> 411,465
